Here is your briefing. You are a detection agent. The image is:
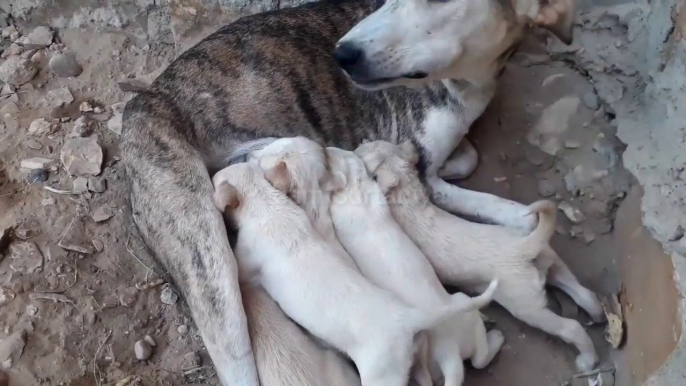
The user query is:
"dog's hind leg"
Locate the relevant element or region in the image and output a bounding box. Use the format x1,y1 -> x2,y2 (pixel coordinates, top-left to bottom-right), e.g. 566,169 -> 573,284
543,248 -> 605,323
470,327 -> 504,369
122,115 -> 258,386
438,139 -> 479,180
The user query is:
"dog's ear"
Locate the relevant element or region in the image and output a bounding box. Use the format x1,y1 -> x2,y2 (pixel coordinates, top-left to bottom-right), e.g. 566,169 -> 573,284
399,141 -> 419,166
264,161 -> 292,194
213,182 -> 240,212
321,171 -> 347,192
375,169 -> 400,195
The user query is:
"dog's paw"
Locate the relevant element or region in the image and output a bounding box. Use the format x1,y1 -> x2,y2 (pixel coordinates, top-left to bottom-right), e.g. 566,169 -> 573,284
575,352 -> 598,372
487,329 -> 505,351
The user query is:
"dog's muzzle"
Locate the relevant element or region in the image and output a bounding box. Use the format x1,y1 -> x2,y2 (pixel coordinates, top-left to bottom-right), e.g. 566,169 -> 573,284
334,42 -> 428,87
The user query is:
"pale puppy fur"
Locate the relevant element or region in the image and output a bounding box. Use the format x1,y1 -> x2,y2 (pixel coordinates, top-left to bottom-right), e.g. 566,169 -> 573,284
325,146 -> 503,386
211,161 -> 498,386
242,284 -> 362,386
355,140 -> 606,372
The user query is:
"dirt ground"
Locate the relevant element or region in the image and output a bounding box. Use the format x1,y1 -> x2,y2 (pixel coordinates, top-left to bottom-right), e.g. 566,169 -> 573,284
1,20 -> 632,386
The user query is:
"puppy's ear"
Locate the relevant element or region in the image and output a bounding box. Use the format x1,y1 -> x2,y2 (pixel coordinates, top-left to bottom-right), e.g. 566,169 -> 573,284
360,153 -> 385,174
399,141 -> 419,166
213,182 -> 240,212
321,171 -> 347,192
264,161 -> 292,194
375,169 -> 400,195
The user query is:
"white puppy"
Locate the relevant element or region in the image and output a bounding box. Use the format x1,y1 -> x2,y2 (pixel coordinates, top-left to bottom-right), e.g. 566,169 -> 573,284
249,137 -> 357,270
212,161 -> 498,386
355,140 -> 605,372
326,146 -> 502,386
242,284 -> 361,386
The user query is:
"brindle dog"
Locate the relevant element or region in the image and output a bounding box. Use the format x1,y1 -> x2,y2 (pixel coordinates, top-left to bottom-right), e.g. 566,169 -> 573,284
121,0 -> 574,383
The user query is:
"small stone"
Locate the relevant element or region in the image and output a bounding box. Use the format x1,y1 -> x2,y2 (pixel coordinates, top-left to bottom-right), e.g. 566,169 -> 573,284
160,283 -> 179,305
177,324 -> 189,335
570,225 -> 583,238
27,169 -> 48,184
558,201 -> 585,223
564,140 -> 581,149
0,56 -> 38,85
73,177 -> 89,193
60,137 -> 103,176
8,241 -> 44,274
25,27 -> 53,49
537,179 -> 556,197
69,116 -> 91,137
134,340 -> 152,361
14,227 -> 40,240
92,239 -> 104,252
79,101 -> 94,113
1,26 -> 17,39
88,177 -> 107,193
23,138 -> 43,150
144,335 -> 156,347
182,351 -> 202,369
119,288 -> 137,308
30,51 -> 44,64
42,198 -> 55,206
49,53 -> 82,77
111,102 -> 126,115
28,118 -> 56,136
26,304 -> 38,316
107,114 -> 123,135
44,86 -> 74,108
0,83 -> 15,97
20,157 -> 55,170
118,78 -> 150,92
0,288 -> 15,307
583,229 -> 596,244
91,207 -> 115,223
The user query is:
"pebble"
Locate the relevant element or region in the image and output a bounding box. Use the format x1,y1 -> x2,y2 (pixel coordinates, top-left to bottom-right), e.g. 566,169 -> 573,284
144,335 -> 156,347
183,351 -> 202,369
582,92 -> 599,110
107,114 -> 123,135
88,177 -> 107,193
0,288 -> 15,307
25,26 -> 53,49
73,177 -> 89,194
20,157 -> 55,170
564,140 -> 581,149
49,53 -> 82,77
30,51 -> 44,64
69,116 -> 91,137
60,137 -> 103,176
8,241 -> 44,274
119,288 -> 137,308
558,201 -> 586,223
570,225 -> 583,238
0,83 -> 15,96
583,229 -> 596,244
23,138 -> 43,150
14,227 -> 40,240
134,339 -> 153,361
44,86 -> 74,108
27,169 -> 48,183
0,56 -> 38,85
0,103 -> 19,131
537,179 -> 556,197
28,118 -> 56,136
177,324 -> 189,335
26,304 -> 38,316
112,102 -> 126,115
42,197 -> 55,206
91,207 -> 115,223
92,239 -> 104,252
160,283 -> 179,305
79,101 -> 94,113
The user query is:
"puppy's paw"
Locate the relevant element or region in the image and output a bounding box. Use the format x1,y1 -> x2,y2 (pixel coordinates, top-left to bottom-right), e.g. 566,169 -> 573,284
575,352 -> 598,372
487,329 -> 505,351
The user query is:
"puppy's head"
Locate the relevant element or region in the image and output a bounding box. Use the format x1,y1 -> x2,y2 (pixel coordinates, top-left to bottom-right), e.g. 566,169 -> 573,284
325,147 -> 373,189
355,140 -> 419,194
213,182 -> 241,213
334,0 -> 574,88
212,162 -> 263,213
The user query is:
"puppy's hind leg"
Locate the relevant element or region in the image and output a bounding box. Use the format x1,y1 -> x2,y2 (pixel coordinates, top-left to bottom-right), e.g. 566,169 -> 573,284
543,248 -> 605,323
470,326 -> 504,369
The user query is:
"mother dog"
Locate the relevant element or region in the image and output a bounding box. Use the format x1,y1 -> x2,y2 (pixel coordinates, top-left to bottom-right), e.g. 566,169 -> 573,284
121,0 -> 574,383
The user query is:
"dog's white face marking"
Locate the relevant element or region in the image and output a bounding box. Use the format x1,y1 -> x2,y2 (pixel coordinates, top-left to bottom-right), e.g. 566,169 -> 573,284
334,0 -> 574,88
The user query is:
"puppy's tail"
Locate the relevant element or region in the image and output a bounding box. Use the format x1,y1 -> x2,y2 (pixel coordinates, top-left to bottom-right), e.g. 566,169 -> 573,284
410,279 -> 498,332
519,200 -> 557,257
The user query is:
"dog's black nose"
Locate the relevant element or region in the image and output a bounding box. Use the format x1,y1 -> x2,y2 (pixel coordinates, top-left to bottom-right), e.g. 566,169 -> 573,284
333,42 -> 363,72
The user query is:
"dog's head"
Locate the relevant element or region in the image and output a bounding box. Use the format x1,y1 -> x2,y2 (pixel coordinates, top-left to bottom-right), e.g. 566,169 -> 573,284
334,0 -> 574,88
355,140 -> 419,194
250,137 -> 345,202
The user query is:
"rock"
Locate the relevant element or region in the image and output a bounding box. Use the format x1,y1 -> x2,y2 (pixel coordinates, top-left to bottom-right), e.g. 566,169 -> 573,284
8,242 -> 44,274
91,207 -> 115,223
27,169 -> 48,183
30,51 -> 44,64
134,340 -> 152,360
160,283 -> 179,305
20,157 -> 55,170
564,140 -> 581,149
583,229 -> 596,244
0,83 -> 15,97
23,138 -> 43,150
44,87 -> 74,108
69,116 -> 91,137
25,27 -> 53,49
92,239 -> 104,252
118,78 -> 150,92
0,102 -> 19,130
570,225 -> 583,238
88,177 -> 107,193
28,118 -> 56,136
0,288 -> 15,307
119,288 -> 137,307
112,102 -> 126,115
42,198 -> 55,206
0,329 -> 26,369
183,351 -> 202,369
79,101 -> 94,113
177,324 -> 189,335
558,201 -> 585,223
144,335 -> 156,347
537,179 -> 557,197
26,304 -> 38,316
60,137 -> 103,176
73,177 -> 89,193
1,26 -> 17,39
107,114 -> 123,135
527,96 -> 580,156
0,56 -> 37,85
14,227 -> 40,240
49,53 -> 82,77
582,92 -> 599,110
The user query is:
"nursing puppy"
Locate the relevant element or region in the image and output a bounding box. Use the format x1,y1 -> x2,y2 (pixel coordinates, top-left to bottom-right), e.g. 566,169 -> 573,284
242,284 -> 362,386
355,140 -> 605,372
212,161 -> 498,386
326,147 -> 503,386
249,137 -> 357,270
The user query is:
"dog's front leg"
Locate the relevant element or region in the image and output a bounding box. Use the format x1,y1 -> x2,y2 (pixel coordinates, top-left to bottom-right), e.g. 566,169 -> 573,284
123,136 -> 259,386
